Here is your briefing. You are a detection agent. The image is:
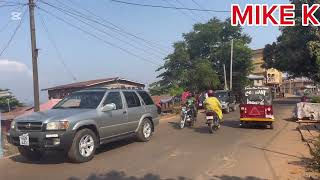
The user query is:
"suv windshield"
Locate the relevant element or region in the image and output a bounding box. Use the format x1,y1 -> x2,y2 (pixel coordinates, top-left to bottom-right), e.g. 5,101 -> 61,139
53,91 -> 105,109
215,92 -> 228,102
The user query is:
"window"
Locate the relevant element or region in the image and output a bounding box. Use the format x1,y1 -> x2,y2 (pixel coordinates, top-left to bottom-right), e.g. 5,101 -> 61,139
138,91 -> 154,105
103,92 -> 123,109
123,91 -> 141,108
53,91 -> 105,109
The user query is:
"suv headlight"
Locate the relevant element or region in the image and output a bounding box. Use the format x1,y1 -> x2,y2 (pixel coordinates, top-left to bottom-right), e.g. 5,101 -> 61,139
46,121 -> 69,130
10,120 -> 16,129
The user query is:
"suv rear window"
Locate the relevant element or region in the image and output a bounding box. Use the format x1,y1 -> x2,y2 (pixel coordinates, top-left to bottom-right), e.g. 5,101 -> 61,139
123,91 -> 141,108
138,91 -> 154,105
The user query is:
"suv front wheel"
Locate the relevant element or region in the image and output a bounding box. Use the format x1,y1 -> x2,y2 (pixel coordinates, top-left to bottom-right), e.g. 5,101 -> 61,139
68,128 -> 97,163
136,118 -> 153,142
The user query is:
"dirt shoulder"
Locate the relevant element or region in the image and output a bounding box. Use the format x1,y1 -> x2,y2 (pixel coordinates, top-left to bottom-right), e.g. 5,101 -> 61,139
265,105 -> 320,179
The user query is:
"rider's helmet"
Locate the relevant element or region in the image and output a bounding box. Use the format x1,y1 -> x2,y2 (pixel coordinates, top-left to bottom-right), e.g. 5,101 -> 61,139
207,90 -> 215,97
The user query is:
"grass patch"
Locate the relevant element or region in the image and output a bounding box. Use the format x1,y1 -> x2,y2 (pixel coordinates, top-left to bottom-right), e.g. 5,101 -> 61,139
311,96 -> 320,103
311,136 -> 320,171
1,130 -> 18,157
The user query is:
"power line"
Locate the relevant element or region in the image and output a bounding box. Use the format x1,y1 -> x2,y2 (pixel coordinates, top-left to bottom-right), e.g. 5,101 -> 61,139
0,0 -> 26,6
0,4 -> 23,7
0,0 -> 19,4
110,0 -> 230,12
37,7 -> 161,66
190,0 -> 210,19
78,0 -> 170,51
38,12 -> 77,81
38,1 -> 163,62
39,0 -> 168,57
58,0 -> 170,55
174,0 -> 205,22
44,0 -> 165,60
0,8 -> 26,57
162,0 -> 197,22
191,0 -> 208,12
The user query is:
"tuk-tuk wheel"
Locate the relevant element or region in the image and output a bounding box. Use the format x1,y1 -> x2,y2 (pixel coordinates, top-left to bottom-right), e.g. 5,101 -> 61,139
270,123 -> 274,129
239,121 -> 244,128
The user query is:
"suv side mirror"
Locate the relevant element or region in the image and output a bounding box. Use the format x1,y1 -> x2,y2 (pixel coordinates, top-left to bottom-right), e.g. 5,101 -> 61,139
101,103 -> 116,112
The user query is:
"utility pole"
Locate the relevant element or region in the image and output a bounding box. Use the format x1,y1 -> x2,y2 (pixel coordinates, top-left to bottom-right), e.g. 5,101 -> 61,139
223,64 -> 228,90
289,79 -> 292,94
7,99 -> 10,112
28,0 -> 40,112
230,39 -> 234,90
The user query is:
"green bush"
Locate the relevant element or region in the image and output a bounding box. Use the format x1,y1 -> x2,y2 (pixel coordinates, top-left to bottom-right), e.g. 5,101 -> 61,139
312,136 -> 320,171
311,96 -> 320,103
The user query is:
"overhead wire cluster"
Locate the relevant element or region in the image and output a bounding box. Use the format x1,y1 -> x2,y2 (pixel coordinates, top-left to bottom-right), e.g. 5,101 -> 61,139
38,12 -> 78,81
37,0 -> 168,66
0,0 -> 231,77
109,0 -> 230,12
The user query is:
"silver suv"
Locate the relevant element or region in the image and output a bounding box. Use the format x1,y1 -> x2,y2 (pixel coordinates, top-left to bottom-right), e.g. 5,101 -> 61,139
7,88 -> 159,163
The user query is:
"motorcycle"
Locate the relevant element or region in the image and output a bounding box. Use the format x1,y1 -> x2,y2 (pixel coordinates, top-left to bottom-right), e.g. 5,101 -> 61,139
180,106 -> 195,129
205,111 -> 220,133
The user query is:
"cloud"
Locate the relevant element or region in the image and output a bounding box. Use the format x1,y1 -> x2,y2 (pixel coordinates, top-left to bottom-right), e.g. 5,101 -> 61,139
0,59 -> 33,104
0,59 -> 32,76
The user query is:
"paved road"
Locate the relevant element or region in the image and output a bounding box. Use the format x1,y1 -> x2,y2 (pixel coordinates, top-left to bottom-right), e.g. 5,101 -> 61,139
0,99 -> 306,180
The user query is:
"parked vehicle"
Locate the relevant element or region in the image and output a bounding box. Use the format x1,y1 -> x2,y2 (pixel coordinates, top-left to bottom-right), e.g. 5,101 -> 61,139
239,87 -> 274,129
180,105 -> 195,129
214,90 -> 237,113
7,88 -> 159,163
205,111 -> 220,133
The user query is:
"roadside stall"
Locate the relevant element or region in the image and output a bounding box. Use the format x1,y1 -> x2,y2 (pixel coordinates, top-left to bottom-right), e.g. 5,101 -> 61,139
239,87 -> 274,129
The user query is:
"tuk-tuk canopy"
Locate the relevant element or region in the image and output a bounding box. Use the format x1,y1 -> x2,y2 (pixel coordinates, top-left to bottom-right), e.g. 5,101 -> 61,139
242,87 -> 272,105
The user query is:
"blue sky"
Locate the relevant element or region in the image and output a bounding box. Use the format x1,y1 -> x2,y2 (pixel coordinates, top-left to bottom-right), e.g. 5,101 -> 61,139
0,0 -> 288,103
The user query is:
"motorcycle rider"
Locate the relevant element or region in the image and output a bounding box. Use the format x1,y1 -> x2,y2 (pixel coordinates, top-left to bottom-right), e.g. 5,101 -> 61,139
186,93 -> 197,118
204,90 -> 223,125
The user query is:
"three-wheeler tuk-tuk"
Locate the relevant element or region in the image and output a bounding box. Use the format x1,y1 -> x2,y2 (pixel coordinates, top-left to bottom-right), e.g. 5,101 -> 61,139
239,87 -> 274,129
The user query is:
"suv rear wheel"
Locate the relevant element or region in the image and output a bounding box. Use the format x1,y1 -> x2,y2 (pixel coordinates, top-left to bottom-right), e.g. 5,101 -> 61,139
68,128 -> 97,163
18,147 -> 44,161
136,118 -> 153,142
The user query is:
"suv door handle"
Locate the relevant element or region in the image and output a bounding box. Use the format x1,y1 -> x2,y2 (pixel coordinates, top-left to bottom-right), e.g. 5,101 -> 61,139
123,111 -> 127,114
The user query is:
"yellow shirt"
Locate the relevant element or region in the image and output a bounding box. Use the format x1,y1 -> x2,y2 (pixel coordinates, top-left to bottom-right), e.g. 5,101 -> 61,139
204,97 -> 223,119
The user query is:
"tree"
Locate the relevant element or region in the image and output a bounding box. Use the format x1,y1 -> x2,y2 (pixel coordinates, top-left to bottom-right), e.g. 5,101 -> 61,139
0,89 -> 22,112
150,18 -> 253,95
262,43 -> 277,69
263,0 -> 320,82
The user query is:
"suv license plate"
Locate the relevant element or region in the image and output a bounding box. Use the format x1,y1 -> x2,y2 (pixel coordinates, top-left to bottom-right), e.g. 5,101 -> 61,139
206,116 -> 214,120
19,133 -> 30,146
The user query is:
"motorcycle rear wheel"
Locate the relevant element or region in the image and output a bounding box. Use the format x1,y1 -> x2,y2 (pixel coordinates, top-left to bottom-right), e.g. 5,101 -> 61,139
180,117 -> 186,129
208,123 -> 214,133
190,117 -> 196,127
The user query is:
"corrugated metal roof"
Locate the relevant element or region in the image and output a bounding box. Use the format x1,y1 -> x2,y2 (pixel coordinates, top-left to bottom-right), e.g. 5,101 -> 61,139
42,77 -> 145,91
